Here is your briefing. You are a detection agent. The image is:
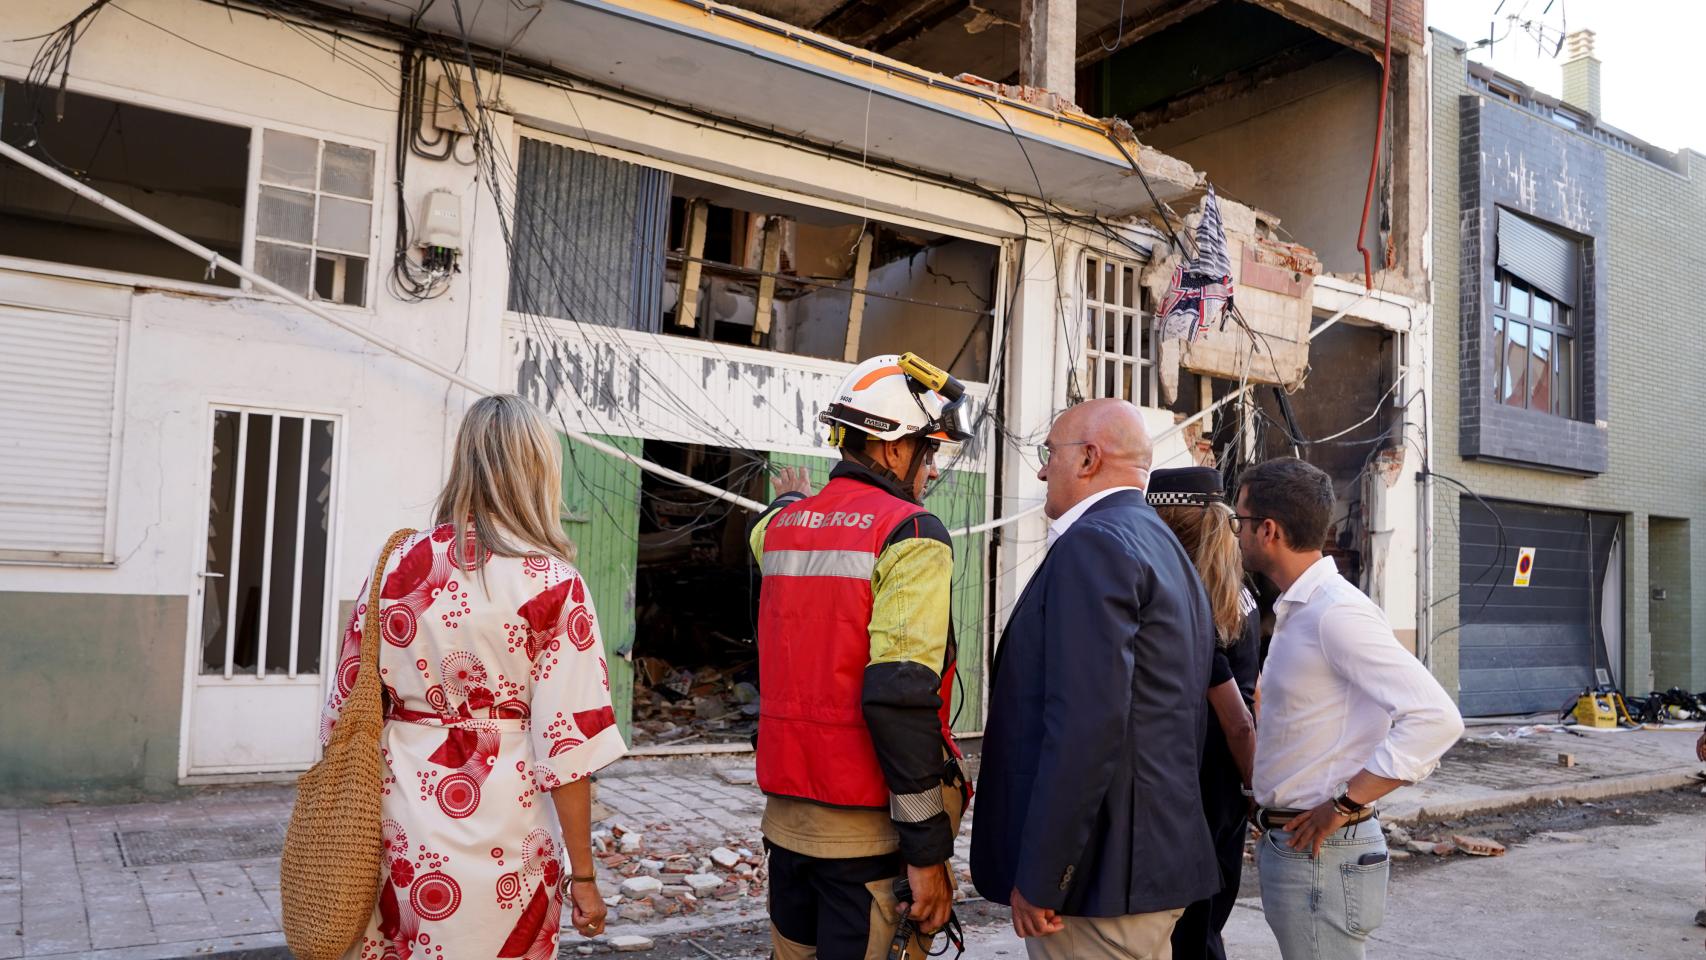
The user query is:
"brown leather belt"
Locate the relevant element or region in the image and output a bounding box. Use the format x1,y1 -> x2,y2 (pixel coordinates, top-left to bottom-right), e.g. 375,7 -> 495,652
1255,806 -> 1375,832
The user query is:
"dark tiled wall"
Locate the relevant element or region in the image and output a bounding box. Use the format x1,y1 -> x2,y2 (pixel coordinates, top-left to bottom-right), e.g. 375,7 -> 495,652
1458,95 -> 1609,473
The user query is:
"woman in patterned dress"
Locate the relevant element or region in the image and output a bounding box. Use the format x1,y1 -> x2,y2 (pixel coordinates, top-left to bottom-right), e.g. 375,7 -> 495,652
323,395 -> 627,960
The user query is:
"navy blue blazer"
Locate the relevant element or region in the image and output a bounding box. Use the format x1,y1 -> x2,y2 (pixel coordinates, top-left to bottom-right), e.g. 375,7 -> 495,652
970,489 -> 1220,917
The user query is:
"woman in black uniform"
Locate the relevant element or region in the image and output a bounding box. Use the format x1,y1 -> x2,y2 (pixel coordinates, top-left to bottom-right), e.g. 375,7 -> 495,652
1149,467 -> 1259,960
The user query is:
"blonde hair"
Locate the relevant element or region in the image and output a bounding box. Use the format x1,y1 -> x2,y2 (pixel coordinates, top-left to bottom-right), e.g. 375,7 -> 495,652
1157,501 -> 1245,646
434,395 -> 576,574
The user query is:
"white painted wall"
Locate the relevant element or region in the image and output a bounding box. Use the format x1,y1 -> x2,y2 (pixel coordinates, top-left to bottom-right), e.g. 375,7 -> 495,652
0,0 -> 1428,692
0,0 -> 1031,615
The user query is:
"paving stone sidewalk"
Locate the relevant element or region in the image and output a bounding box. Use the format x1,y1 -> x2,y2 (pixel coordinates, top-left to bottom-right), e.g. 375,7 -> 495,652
2,724 -> 1698,960
0,755 -> 971,960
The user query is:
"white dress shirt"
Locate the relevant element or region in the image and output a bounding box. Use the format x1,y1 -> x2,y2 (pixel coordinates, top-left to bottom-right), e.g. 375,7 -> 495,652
1045,486 -> 1144,548
1253,557 -> 1464,810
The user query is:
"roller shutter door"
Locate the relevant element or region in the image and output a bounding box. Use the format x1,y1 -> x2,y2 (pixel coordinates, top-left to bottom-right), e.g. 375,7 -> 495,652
1457,498 -> 1619,716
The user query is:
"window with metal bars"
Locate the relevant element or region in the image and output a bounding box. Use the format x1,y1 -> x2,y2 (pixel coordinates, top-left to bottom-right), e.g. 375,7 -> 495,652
199,409 -> 337,679
1083,253 -> 1157,407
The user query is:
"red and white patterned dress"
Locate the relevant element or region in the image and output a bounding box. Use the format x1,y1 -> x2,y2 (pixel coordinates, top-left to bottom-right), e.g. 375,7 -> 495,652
322,524 -> 626,960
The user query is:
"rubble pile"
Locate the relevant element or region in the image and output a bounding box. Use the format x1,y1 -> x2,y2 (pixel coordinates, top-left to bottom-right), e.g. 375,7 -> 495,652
594,822 -> 767,923
1382,822 -> 1507,861
632,656 -> 759,746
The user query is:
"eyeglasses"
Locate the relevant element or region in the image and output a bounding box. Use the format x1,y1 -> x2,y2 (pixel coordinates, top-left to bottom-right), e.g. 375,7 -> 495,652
1230,514 -> 1269,534
1036,440 -> 1090,465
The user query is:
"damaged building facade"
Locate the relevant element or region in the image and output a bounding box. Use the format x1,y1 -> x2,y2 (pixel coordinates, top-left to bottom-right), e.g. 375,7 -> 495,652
0,0 -> 1430,797
1430,32 -> 1706,716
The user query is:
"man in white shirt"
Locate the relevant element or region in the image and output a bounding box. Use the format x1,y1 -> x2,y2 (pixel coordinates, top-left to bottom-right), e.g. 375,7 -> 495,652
1234,458 -> 1463,960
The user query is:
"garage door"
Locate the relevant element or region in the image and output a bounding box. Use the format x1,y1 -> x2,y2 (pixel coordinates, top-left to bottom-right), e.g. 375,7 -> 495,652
1457,498 -> 1620,717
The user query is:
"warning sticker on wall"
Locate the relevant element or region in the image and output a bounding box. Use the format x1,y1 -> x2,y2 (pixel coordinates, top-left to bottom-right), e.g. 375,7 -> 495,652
1513,547 -> 1537,587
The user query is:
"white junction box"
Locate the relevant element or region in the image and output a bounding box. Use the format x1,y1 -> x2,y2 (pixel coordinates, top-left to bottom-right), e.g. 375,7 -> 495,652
416,190 -> 462,251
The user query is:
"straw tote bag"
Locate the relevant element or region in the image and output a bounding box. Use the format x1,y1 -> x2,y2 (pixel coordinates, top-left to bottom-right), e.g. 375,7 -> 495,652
280,528 -> 415,960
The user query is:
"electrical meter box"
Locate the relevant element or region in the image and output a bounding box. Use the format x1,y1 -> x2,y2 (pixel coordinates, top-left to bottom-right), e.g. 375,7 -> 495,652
417,190 -> 462,251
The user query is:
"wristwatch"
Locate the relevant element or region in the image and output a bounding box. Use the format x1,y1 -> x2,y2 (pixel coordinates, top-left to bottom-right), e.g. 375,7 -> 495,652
1330,781 -> 1366,816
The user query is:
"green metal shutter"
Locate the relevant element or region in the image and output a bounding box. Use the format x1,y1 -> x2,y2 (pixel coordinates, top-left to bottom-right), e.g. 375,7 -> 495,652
560,434 -> 644,741
925,468 -> 988,734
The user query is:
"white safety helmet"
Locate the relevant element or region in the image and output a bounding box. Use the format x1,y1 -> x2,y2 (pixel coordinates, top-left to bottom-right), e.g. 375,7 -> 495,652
819,353 -> 972,448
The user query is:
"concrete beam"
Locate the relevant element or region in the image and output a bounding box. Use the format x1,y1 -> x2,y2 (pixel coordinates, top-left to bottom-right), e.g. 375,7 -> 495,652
1019,0 -> 1076,102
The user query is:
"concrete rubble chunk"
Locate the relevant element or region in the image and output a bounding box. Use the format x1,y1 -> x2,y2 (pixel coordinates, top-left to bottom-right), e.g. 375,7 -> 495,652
710,847 -> 741,869
1536,830 -> 1589,843
638,858 -> 665,876
1389,850 -> 1412,862
610,934 -> 656,952
617,902 -> 656,922
603,894 -> 623,908
685,874 -> 724,896
1406,840 -> 1435,855
577,947 -> 595,956
620,876 -> 664,898
1431,840 -> 1458,857
1384,825 -> 1412,846
620,833 -> 645,854
717,767 -> 757,785
1451,834 -> 1506,857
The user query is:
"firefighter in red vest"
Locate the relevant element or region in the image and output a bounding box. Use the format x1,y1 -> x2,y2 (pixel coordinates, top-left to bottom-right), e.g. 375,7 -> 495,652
750,352 -> 973,960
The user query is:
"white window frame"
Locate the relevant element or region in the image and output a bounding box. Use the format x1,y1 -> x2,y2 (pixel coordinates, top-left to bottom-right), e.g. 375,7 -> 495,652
0,70 -> 383,310
248,129 -> 380,308
1082,251 -> 1158,408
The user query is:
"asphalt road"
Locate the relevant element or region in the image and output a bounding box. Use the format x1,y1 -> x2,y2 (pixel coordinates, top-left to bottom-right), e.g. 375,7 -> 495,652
646,788 -> 1706,960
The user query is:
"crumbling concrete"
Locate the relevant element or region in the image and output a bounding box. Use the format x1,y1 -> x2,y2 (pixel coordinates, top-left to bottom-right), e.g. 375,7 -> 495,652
1018,0 -> 1076,102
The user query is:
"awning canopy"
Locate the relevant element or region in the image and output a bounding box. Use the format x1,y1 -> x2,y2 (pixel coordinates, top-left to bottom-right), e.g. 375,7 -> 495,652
327,0 -> 1201,217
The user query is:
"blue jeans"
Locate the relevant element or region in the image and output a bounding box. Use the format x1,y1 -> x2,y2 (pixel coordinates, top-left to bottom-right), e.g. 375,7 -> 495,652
1257,818 -> 1389,960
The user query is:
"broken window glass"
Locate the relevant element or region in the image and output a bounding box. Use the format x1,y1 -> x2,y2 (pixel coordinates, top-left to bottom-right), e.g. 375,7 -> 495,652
256,130 -> 373,306
0,82 -> 248,286
653,176 -> 997,378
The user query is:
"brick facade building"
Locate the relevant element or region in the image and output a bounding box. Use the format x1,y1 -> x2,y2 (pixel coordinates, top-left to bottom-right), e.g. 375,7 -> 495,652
1430,31 -> 1706,714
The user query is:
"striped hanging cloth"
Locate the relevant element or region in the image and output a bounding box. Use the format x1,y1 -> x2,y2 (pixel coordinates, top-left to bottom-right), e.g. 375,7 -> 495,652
1158,185 -> 1235,343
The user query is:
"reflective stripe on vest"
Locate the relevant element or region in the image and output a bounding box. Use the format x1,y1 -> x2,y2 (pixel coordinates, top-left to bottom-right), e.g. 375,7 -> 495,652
756,475 -> 935,810
761,549 -> 878,580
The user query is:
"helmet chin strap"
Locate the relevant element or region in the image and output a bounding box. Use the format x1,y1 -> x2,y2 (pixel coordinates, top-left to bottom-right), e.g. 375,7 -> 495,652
848,437 -> 930,505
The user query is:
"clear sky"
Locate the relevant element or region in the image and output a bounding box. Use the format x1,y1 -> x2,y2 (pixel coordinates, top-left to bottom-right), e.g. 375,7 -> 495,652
1428,0 -> 1706,153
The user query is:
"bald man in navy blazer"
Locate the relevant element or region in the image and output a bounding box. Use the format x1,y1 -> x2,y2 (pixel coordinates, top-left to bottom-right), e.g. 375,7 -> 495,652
971,400 -> 1219,960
